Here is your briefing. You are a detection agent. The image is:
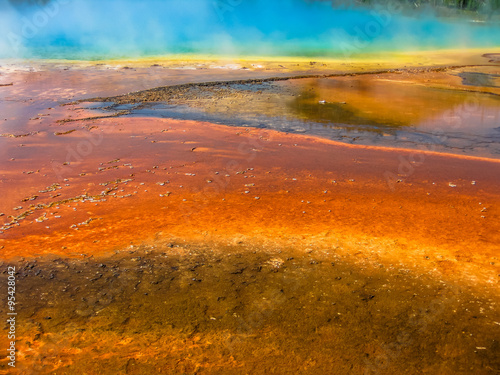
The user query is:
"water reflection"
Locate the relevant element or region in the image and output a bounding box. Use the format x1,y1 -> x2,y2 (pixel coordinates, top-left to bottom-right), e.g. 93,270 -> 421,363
287,76 -> 500,130
116,72 -> 500,157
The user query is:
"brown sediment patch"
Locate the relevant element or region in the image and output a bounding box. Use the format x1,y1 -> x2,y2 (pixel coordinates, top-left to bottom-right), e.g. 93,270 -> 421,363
0,132 -> 38,138
1,117 -> 499,289
55,110 -> 131,124
1,242 -> 499,374
483,53 -> 500,63
82,65 -> 478,105
54,129 -> 78,136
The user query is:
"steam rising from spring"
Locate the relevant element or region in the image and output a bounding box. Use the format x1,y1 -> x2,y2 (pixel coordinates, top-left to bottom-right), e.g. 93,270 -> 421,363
0,0 -> 499,59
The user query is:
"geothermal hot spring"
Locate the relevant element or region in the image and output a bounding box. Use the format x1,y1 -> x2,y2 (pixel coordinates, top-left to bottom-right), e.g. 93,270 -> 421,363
0,0 -> 500,374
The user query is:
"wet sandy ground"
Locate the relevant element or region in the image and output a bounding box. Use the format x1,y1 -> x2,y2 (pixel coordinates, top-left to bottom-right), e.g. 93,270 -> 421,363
0,51 -> 500,374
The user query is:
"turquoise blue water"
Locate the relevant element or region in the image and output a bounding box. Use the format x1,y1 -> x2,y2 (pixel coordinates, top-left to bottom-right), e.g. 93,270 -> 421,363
1,0 -> 499,60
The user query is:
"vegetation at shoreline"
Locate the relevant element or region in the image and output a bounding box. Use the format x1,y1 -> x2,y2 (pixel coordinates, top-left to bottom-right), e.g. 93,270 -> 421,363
359,0 -> 500,11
